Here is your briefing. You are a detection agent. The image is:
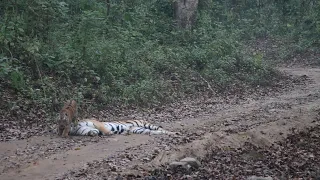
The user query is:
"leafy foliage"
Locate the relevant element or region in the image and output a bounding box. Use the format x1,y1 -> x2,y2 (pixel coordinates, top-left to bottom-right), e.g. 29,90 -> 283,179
0,0 -> 318,111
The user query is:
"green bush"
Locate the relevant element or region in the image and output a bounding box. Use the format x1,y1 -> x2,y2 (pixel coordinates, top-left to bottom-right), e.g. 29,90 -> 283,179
1,0 -> 318,112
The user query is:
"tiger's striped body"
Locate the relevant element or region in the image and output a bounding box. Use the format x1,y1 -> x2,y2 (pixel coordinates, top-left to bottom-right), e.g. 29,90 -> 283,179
69,118 -> 178,136
58,100 -> 78,138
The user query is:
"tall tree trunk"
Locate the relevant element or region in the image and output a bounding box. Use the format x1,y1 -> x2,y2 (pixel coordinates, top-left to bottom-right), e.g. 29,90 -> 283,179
173,0 -> 199,29
106,0 -> 110,16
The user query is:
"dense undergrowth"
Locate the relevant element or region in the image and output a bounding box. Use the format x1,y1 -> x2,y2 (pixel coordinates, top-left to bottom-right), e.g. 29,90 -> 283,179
0,0 -> 319,115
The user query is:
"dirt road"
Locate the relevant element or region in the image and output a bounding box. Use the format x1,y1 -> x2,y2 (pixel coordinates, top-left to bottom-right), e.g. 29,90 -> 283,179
1,66 -> 320,180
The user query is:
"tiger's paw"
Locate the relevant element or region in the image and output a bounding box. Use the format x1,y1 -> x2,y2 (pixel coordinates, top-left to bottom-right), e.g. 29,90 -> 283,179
88,131 -> 99,137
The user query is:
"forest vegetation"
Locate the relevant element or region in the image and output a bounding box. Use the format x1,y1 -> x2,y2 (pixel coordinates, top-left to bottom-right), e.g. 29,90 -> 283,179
1,0 -> 319,113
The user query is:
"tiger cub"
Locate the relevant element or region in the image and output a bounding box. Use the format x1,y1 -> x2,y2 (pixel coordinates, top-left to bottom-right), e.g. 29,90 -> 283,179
58,100 -> 77,138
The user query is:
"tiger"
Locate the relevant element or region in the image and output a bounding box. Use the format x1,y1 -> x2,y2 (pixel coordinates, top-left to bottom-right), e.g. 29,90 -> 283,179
69,118 -> 179,136
57,100 -> 78,138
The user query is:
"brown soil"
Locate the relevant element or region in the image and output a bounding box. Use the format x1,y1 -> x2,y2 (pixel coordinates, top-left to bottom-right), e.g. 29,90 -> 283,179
1,66 -> 320,180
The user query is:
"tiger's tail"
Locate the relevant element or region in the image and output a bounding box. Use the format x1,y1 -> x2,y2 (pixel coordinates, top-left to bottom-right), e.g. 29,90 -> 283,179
128,126 -> 179,135
122,120 -> 164,130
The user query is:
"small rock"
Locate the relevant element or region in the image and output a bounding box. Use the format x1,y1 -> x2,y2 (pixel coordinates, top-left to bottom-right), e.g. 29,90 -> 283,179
181,175 -> 192,179
180,157 -> 201,168
245,169 -> 252,173
142,157 -> 150,162
169,161 -> 189,169
196,130 -> 204,136
247,176 -> 273,180
115,176 -> 123,180
144,176 -> 157,180
110,165 -> 117,172
308,153 -> 315,158
153,148 -> 160,154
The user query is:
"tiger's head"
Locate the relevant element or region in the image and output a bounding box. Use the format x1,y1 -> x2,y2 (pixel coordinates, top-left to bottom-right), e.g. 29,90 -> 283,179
60,110 -> 71,123
59,99 -> 78,125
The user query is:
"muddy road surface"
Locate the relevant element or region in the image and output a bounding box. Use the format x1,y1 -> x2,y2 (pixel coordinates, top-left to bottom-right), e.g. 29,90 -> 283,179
1,66 -> 320,180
